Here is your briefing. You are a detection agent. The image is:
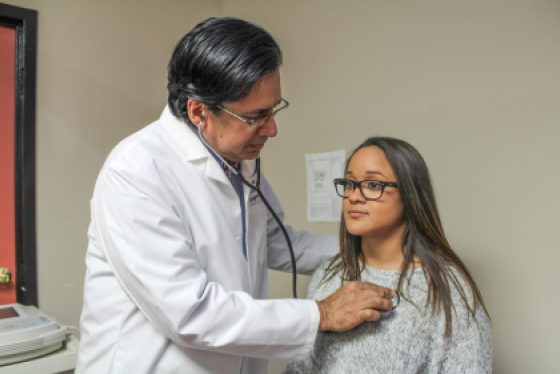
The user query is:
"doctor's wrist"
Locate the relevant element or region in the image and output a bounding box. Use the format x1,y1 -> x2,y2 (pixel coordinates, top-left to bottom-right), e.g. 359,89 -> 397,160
316,300 -> 331,332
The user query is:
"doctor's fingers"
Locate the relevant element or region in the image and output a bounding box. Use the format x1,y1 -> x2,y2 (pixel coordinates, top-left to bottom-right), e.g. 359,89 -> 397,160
336,281 -> 394,311
357,290 -> 393,313
316,283 -> 392,332
355,281 -> 396,299
332,282 -> 393,315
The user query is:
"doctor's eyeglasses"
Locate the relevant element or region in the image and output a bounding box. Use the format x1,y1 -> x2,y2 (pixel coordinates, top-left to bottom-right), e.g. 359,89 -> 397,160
333,178 -> 398,201
218,98 -> 289,130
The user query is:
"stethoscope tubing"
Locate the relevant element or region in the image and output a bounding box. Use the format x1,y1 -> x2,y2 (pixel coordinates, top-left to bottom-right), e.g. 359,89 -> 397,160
233,165 -> 298,299
197,123 -> 298,298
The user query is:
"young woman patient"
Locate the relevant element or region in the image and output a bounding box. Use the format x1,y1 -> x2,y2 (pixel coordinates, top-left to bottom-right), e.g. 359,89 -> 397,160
286,137 -> 492,374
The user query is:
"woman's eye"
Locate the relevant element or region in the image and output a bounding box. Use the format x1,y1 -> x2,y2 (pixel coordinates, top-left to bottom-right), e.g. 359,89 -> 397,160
365,181 -> 381,190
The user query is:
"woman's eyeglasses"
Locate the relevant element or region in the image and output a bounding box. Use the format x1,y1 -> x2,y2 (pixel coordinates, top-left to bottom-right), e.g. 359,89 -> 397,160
333,178 -> 398,201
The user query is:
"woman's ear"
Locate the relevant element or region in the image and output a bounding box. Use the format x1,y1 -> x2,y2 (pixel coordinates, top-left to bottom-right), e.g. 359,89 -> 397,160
186,98 -> 205,129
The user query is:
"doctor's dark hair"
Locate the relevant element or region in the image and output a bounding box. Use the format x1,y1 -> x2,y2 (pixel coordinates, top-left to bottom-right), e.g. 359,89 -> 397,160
167,17 -> 283,130
323,137 -> 489,339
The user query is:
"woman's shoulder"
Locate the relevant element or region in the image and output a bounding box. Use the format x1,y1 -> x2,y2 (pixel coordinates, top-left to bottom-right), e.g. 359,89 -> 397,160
445,265 -> 478,302
442,265 -> 490,327
307,258 -> 343,300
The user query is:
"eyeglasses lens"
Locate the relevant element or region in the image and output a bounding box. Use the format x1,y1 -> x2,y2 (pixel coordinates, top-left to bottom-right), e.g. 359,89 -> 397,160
251,116 -> 270,129
335,181 -> 348,197
361,181 -> 383,199
335,180 -> 382,200
250,101 -> 287,129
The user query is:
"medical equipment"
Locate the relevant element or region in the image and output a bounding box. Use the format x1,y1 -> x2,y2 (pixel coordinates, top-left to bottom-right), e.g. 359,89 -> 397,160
231,156 -> 299,299
391,292 -> 400,309
379,292 -> 400,316
0,303 -> 73,366
198,123 -> 299,298
197,122 -> 401,313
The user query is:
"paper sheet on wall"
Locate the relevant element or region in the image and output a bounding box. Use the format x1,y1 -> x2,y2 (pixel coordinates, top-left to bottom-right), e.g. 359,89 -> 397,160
306,150 -> 345,222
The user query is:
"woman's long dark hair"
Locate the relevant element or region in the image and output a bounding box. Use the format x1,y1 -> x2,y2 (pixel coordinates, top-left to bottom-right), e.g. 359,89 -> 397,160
323,137 -> 489,338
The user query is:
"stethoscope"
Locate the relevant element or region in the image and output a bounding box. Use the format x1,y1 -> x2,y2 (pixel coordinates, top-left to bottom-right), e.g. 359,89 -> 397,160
197,118 -> 401,310
198,120 -> 299,299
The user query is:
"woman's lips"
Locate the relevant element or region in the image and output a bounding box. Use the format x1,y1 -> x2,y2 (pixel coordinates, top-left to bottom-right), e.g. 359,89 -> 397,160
348,211 -> 367,218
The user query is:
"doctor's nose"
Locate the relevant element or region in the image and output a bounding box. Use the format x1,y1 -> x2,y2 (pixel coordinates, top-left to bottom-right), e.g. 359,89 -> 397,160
257,116 -> 278,138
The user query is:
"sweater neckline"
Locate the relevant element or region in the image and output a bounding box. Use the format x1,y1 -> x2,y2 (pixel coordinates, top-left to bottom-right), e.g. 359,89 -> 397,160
362,263 -> 424,277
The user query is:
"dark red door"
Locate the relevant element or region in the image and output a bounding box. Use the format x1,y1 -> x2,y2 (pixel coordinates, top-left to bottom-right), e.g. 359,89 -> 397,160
0,24 -> 17,304
0,3 -> 38,306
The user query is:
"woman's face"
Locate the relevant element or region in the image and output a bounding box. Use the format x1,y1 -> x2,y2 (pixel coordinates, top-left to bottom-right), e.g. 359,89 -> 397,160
343,146 -> 405,238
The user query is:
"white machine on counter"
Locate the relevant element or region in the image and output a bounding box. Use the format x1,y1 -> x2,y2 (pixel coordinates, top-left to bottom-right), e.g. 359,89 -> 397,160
0,303 -> 72,367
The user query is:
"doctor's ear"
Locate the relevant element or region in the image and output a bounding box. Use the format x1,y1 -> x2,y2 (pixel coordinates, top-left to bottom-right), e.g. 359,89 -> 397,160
186,99 -> 206,129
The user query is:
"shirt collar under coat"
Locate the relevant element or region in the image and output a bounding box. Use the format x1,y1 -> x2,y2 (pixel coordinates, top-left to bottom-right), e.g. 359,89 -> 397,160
158,106 -> 257,186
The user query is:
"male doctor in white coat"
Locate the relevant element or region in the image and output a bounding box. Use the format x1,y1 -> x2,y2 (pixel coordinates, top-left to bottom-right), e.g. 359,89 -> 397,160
77,17 -> 395,374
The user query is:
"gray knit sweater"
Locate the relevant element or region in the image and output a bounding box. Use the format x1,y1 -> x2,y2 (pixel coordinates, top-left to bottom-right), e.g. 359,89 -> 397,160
286,262 -> 492,374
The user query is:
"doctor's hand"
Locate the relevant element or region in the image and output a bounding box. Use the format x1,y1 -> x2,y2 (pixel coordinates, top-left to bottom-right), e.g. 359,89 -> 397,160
316,281 -> 395,332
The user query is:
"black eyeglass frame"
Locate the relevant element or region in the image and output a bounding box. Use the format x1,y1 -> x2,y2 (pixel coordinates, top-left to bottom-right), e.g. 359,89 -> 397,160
217,98 -> 289,130
333,178 -> 398,201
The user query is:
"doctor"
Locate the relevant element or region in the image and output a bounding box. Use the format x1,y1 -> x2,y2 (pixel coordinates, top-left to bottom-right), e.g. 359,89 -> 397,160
77,17 -> 394,374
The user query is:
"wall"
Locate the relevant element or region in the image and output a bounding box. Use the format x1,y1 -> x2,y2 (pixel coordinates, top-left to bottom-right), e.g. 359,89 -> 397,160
221,1 -> 560,374
1,1 -> 559,373
2,0 -> 221,330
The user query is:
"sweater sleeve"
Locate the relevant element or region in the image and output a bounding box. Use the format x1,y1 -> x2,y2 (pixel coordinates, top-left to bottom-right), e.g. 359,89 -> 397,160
439,303 -> 492,373
438,273 -> 493,374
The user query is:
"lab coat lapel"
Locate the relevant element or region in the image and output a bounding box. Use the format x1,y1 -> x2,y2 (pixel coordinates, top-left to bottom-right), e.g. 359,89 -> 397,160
159,106 -> 231,186
159,106 -> 206,162
205,156 -> 230,185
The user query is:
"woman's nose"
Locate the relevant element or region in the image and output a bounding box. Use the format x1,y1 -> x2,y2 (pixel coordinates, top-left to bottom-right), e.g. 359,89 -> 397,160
348,185 -> 365,203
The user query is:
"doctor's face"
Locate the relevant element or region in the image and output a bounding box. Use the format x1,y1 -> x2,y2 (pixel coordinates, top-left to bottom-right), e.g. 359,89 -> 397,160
201,70 -> 281,162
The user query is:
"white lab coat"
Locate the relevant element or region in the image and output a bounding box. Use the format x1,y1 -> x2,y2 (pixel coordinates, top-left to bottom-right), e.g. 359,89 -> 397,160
76,107 -> 338,374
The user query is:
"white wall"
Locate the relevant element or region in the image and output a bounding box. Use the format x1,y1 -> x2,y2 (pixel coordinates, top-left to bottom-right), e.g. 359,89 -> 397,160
2,1 -> 559,373
221,1 -> 560,374
3,0 -> 221,330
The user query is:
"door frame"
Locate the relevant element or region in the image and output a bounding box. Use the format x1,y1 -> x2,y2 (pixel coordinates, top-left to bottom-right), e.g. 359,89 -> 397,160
0,3 -> 37,306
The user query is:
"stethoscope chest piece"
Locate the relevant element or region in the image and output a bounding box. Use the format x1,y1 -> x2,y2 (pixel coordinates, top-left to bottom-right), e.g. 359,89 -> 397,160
391,292 -> 400,310
379,291 -> 400,318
